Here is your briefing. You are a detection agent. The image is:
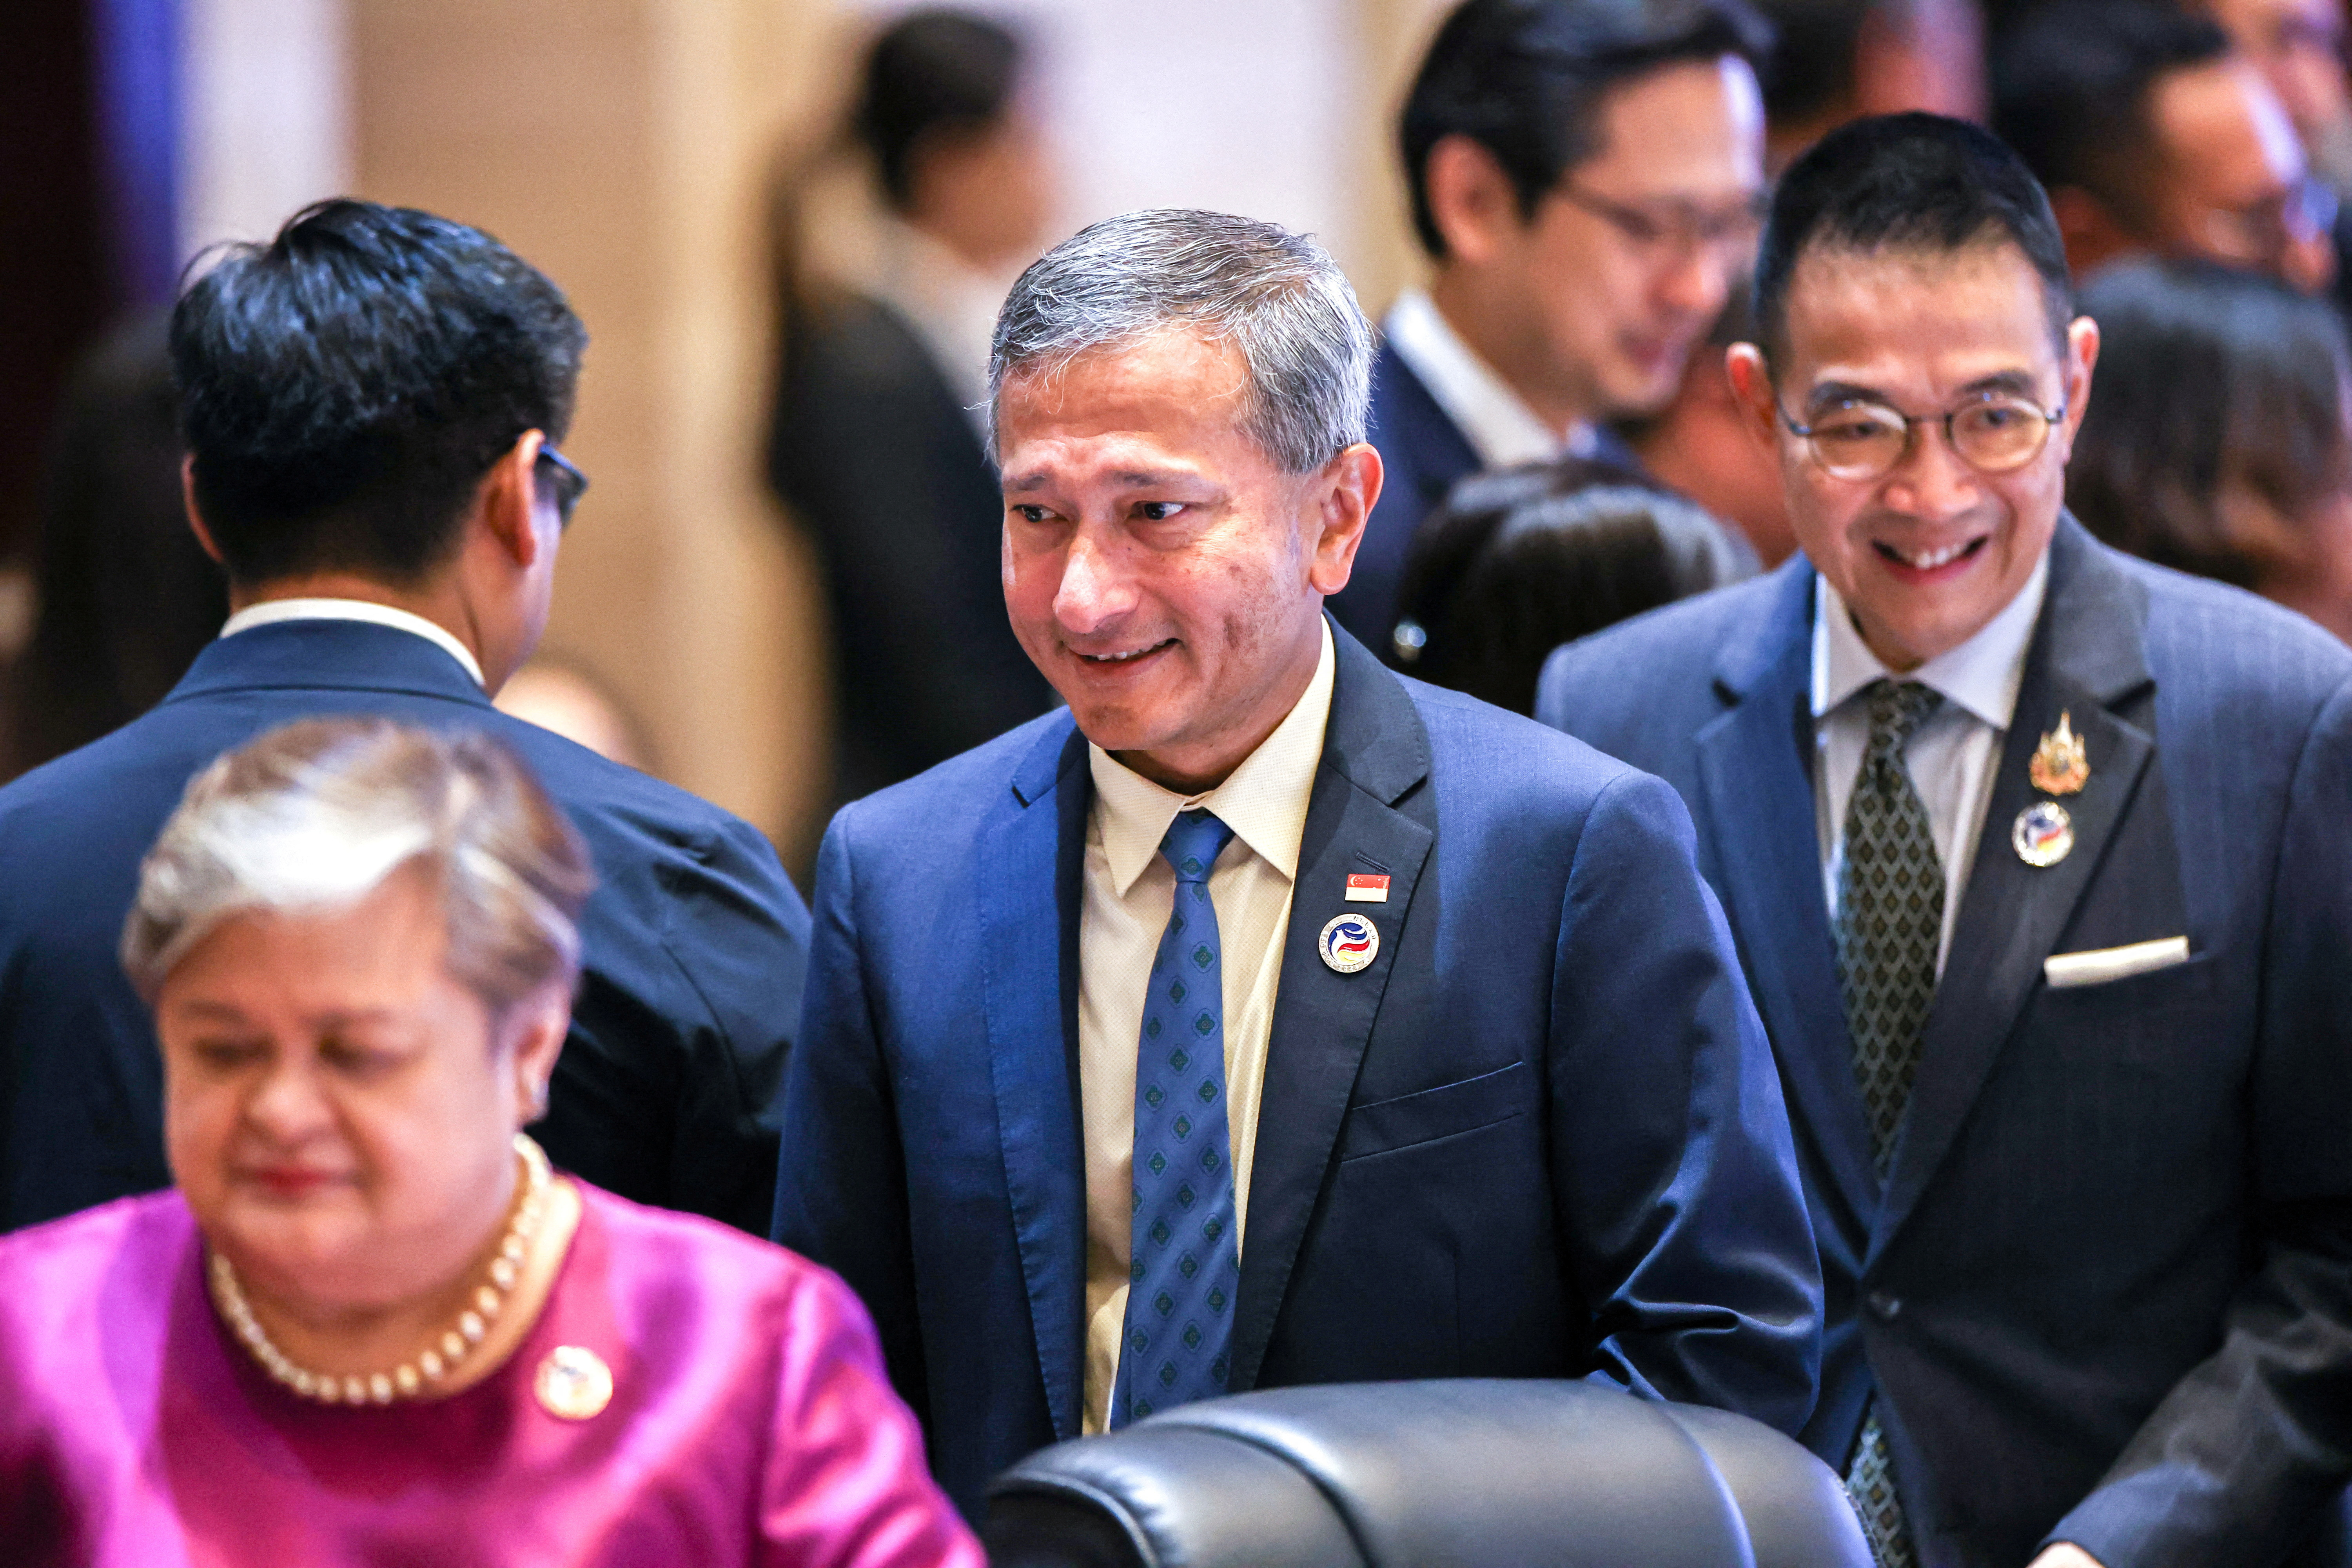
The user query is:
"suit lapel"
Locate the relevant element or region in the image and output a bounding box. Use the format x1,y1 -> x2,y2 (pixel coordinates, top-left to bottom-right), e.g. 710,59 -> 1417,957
978,717 -> 1093,1440
1693,563 -> 1882,1235
1876,521 -> 2158,1250
1229,628 -> 1436,1392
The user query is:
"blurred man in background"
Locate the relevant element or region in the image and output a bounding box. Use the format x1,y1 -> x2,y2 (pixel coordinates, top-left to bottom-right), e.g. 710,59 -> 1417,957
0,200 -> 810,1237
1754,0 -> 1987,171
1338,0 -> 1771,659
1994,0 -> 2335,291
768,8 -> 1058,806
1623,285 -> 1800,564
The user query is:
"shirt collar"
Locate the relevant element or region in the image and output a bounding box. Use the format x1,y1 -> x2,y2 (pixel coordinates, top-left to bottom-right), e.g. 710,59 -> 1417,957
220,598 -> 487,688
1811,549 -> 2049,729
872,216 -> 1011,424
1088,621 -> 1336,898
1383,290 -> 1595,470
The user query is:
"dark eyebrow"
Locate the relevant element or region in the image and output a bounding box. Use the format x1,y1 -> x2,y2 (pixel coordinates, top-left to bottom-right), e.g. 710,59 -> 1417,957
1804,370 -> 2046,413
1955,369 -> 2042,399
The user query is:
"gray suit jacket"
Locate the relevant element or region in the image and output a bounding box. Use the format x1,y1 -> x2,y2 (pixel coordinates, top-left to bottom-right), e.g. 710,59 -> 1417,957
1538,519 -> 2352,1567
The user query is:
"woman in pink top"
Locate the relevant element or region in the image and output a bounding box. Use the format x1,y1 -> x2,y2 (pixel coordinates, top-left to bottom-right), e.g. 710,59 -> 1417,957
0,717 -> 982,1568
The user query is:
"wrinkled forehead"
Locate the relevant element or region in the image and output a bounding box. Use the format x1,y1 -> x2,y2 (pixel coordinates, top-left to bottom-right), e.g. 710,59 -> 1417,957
1775,238 -> 2070,398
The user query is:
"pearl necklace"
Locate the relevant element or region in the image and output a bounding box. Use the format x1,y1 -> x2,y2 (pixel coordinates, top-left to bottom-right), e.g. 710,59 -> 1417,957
207,1132 -> 553,1406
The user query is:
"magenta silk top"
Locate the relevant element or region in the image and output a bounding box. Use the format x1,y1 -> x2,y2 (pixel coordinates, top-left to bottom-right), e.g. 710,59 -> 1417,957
0,1184 -> 984,1568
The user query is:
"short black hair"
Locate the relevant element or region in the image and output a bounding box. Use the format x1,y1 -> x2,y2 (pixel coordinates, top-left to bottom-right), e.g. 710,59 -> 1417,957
1751,0 -> 1871,127
1752,112 -> 2073,364
855,9 -> 1025,212
1991,0 -> 2230,225
1394,457 -> 1753,709
2070,258 -> 2350,586
170,198 -> 586,586
1400,0 -> 1774,260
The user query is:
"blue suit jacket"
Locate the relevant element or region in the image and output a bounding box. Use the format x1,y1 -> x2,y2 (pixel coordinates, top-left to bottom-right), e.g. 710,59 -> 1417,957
1538,520 -> 2352,1567
772,620 -> 1822,1517
0,621 -> 811,1235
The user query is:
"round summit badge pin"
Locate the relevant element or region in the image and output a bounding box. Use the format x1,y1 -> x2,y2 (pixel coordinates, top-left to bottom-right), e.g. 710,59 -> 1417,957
1318,913 -> 1379,974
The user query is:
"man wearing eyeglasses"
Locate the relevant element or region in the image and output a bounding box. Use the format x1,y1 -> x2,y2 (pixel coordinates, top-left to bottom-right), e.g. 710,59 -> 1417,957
0,199 -> 812,1240
1541,115 -> 2352,1567
1994,0 -> 2337,296
1335,0 -> 1772,659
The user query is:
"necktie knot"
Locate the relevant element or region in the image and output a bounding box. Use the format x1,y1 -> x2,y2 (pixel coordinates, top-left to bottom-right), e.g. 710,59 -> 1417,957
1160,810 -> 1235,885
1863,680 -> 1942,769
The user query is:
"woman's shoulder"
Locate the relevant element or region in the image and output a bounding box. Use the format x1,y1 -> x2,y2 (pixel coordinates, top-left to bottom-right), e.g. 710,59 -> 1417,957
0,1191 -> 192,1289
0,1193 -> 194,1389
571,1183 -> 864,1318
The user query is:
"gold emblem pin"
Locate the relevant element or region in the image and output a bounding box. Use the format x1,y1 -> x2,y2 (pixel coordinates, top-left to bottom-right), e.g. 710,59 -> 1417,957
2029,711 -> 2089,797
535,1345 -> 613,1420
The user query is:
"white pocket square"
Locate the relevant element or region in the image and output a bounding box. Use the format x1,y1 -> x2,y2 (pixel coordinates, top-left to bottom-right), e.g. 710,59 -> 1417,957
2043,936 -> 2191,989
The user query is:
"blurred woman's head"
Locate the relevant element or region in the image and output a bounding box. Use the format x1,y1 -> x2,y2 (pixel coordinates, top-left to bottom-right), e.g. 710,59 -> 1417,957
124,719 -> 592,1314
855,9 -> 1051,271
1394,459 -> 1756,714
2071,258 -> 2352,638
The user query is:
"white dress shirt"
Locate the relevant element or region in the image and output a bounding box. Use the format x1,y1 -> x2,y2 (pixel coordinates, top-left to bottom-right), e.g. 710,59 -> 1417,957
220,597 -> 486,689
1812,554 -> 2049,973
1383,289 -> 1598,469
1079,622 -> 1336,1434
870,217 -> 1014,437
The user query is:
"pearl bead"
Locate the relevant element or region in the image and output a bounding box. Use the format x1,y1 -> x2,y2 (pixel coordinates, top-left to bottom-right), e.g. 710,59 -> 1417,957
459,1311 -> 486,1345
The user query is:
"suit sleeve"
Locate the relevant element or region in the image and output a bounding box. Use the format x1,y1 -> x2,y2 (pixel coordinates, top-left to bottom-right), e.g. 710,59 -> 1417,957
771,812 -> 932,1434
1550,769 -> 1825,1437
2051,676 -> 2352,1568
652,816 -> 813,1235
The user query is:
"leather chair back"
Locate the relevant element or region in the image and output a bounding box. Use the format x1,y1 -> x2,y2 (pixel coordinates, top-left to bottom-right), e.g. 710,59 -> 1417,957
984,1380 -> 1872,1568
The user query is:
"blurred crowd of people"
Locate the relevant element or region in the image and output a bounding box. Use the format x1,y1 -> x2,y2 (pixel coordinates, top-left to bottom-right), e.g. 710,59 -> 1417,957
5,0 -> 2352,1563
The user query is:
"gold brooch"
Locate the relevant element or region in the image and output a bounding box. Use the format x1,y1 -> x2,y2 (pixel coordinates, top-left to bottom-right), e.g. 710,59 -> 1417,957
535,1345 -> 613,1421
2028,711 -> 2089,796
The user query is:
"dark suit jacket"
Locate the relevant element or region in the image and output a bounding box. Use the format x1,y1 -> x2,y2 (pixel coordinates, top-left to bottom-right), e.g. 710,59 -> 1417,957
0,621 -> 811,1235
1538,519 -> 2352,1567
1339,343 -> 1646,660
768,294 -> 1054,803
771,620 -> 1823,1518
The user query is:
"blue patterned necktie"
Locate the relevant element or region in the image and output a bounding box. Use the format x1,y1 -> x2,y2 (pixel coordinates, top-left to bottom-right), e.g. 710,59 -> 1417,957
1109,808 -> 1241,1428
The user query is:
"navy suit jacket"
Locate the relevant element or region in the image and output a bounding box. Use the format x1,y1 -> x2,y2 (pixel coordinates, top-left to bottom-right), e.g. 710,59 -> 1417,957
772,620 -> 1822,1518
0,621 -> 811,1235
1539,520 -> 2352,1567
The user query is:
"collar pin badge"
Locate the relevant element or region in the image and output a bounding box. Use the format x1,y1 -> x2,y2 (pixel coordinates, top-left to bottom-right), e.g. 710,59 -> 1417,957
1319,913 -> 1379,974
2014,711 -> 2087,868
1344,872 -> 1391,903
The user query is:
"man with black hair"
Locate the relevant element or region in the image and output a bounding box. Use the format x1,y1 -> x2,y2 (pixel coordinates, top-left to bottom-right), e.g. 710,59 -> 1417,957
1992,0 -> 2334,292
1336,0 -> 1771,657
1543,114 -> 2352,1566
1752,0 -> 1985,171
0,199 -> 811,1237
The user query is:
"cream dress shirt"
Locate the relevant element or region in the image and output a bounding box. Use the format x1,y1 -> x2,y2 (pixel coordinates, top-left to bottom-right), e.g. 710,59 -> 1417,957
1383,289 -> 1599,469
220,597 -> 486,688
1080,622 -> 1336,1434
1811,553 -> 2049,974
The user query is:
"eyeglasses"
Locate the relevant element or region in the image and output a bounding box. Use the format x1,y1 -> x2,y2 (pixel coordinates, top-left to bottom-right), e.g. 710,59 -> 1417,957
1779,392 -> 2065,482
1555,183 -> 1768,267
535,443 -> 589,525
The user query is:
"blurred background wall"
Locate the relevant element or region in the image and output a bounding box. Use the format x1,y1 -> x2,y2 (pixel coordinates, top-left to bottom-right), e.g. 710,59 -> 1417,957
0,0 -> 1461,864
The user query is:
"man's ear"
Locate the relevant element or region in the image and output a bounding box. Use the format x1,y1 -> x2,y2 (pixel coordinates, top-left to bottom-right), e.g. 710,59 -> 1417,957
181,457 -> 226,565
1424,135 -> 1524,267
1308,443 -> 1383,597
1724,343 -> 1782,452
2052,314 -> 2102,461
479,430 -> 550,570
2048,186 -> 2136,279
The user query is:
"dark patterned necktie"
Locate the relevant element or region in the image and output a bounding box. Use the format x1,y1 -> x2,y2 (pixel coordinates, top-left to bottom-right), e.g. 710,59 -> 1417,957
1833,678 -> 1944,1568
1109,809 -> 1241,1428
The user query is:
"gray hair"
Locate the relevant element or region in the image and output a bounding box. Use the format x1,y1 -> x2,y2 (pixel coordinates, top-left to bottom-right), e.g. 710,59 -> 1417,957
987,209 -> 1376,474
122,718 -> 595,1018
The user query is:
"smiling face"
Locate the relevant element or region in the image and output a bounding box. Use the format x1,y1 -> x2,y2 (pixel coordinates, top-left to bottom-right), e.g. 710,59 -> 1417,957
997,328 -> 1379,792
158,864 -> 561,1319
1728,240 -> 2098,670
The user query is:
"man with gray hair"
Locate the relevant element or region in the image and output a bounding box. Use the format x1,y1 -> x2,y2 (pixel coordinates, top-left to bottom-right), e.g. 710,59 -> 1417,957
772,208 -> 1823,1515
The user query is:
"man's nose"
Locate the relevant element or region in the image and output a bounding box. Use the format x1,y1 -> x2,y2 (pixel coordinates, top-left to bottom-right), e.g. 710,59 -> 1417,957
1881,421 -> 1983,520
1053,528 -> 1139,633
1654,244 -> 1735,323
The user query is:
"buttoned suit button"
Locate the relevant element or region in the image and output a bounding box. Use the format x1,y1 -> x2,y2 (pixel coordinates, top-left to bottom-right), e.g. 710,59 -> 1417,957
1867,1291 -> 1903,1321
